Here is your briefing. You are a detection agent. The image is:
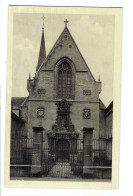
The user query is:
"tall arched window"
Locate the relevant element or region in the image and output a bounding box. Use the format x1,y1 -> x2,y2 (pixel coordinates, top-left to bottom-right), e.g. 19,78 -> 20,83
58,62 -> 72,98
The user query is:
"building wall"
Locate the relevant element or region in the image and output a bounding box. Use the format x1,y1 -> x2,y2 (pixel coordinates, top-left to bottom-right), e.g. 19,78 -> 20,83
26,69 -> 101,137
99,109 -> 106,138
106,112 -> 113,138
105,102 -> 113,162
105,102 -> 113,138
11,112 -> 25,138
27,100 -> 100,136
28,68 -> 101,101
23,27 -> 102,138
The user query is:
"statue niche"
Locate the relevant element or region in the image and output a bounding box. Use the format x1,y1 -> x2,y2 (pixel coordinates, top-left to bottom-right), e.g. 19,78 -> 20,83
52,99 -> 75,132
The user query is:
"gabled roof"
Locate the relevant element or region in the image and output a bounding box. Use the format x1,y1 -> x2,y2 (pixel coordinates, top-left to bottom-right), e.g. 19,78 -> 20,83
21,96 -> 29,107
11,97 -> 27,108
105,101 -> 113,113
99,99 -> 106,110
36,26 -> 96,81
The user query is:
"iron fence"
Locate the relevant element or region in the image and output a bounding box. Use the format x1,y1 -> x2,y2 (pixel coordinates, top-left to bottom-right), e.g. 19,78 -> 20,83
10,133 -> 112,178
41,135 -> 83,178
93,135 -> 112,166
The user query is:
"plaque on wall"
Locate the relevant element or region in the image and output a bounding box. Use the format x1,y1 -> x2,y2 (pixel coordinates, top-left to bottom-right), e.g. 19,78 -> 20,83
83,108 -> 91,119
37,108 -> 45,118
37,89 -> 46,94
83,90 -> 91,95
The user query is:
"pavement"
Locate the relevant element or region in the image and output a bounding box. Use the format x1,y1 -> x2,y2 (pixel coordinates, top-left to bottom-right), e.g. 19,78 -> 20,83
10,177 -> 111,182
48,161 -> 75,178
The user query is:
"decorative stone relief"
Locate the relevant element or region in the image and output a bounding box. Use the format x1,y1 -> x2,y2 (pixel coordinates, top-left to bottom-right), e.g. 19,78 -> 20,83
37,89 -> 46,94
83,108 -> 91,119
37,107 -> 45,118
52,99 -> 75,132
83,90 -> 91,95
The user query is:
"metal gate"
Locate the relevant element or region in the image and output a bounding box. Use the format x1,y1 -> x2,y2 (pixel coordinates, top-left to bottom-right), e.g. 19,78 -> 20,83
41,134 -> 83,178
56,139 -> 69,161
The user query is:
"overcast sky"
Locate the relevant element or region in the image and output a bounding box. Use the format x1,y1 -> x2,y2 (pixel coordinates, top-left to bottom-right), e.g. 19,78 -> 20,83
12,13 -> 115,107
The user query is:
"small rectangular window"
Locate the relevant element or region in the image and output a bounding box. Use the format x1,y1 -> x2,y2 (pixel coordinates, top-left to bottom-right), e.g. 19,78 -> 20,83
83,90 -> 91,95
38,89 -> 46,94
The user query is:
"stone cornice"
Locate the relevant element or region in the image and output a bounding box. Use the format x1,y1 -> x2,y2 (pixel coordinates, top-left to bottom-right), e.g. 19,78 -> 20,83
28,99 -> 100,103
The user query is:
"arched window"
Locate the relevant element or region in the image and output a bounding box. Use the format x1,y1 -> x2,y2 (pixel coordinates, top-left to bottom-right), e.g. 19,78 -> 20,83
58,62 -> 72,98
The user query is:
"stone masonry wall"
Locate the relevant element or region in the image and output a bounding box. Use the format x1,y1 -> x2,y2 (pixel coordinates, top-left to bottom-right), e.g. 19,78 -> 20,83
25,26 -> 102,138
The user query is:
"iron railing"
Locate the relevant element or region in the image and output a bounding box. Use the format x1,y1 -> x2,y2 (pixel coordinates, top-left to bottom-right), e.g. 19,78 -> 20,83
10,133 -> 112,178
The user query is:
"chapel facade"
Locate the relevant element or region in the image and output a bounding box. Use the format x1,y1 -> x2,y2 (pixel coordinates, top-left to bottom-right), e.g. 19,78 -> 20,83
11,20 -> 112,179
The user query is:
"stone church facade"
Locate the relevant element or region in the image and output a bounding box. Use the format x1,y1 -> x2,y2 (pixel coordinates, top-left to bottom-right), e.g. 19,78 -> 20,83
11,20 -> 112,179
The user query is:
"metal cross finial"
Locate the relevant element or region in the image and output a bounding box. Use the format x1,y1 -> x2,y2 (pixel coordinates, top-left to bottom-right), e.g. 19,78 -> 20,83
64,19 -> 69,27
42,15 -> 45,28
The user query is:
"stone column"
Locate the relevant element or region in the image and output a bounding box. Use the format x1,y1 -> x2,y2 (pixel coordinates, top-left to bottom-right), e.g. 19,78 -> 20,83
31,127 -> 43,177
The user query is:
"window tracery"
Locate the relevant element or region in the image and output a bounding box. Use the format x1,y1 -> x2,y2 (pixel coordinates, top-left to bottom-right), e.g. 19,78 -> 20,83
58,62 -> 72,98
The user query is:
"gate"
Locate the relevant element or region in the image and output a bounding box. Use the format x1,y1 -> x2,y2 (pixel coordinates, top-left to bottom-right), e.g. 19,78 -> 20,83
41,134 -> 83,178
57,139 -> 69,161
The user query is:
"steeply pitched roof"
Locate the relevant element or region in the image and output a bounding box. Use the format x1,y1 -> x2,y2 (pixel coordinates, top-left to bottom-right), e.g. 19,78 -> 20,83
36,27 -> 46,71
36,26 -> 96,82
99,99 -> 106,109
105,101 -> 113,113
11,97 -> 27,108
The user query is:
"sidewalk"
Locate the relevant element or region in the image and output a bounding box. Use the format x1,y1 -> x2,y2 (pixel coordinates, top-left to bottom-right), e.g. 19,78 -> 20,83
10,177 -> 111,182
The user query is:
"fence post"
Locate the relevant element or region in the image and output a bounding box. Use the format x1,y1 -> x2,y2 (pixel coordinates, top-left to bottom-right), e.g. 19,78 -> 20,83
31,127 -> 43,177
83,128 -> 93,178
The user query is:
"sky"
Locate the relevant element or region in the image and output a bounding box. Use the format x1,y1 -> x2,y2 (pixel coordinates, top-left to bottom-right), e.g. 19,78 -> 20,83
12,13 -> 115,107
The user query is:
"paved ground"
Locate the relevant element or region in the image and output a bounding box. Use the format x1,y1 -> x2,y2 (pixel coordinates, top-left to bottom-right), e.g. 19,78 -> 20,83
48,161 -> 75,178
10,161 -> 111,182
10,177 -> 110,182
